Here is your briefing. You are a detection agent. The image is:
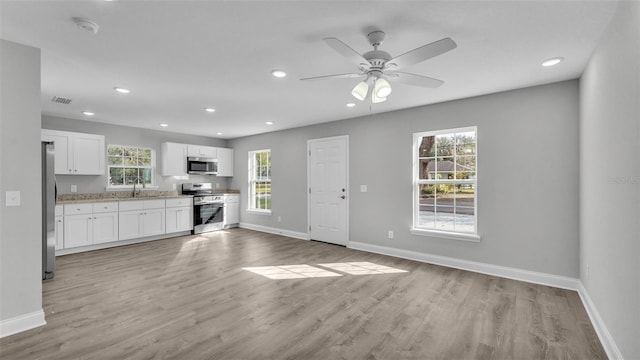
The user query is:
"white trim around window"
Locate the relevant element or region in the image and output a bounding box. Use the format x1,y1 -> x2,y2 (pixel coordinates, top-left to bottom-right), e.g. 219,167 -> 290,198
412,126 -> 479,241
248,149 -> 271,213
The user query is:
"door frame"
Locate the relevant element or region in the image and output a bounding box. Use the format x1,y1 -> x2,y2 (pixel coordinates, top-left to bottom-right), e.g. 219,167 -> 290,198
307,135 -> 349,244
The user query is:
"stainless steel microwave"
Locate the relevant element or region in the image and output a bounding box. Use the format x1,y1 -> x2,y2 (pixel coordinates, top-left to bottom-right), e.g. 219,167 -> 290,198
187,157 -> 218,175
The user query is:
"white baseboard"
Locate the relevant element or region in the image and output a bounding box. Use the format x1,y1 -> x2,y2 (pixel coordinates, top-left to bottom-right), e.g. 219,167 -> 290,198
0,309 -> 46,338
239,223 -> 310,240
577,282 -> 623,360
348,241 -> 580,290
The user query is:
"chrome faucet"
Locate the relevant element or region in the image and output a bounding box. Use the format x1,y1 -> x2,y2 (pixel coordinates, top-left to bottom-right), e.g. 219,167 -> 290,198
132,183 -> 138,198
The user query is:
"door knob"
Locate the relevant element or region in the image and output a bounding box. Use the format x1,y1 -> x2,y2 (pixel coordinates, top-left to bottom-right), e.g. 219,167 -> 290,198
340,195 -> 346,199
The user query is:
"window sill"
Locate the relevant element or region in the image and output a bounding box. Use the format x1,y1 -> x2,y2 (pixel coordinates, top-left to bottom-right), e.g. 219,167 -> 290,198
247,209 -> 272,216
107,186 -> 159,191
410,228 -> 481,243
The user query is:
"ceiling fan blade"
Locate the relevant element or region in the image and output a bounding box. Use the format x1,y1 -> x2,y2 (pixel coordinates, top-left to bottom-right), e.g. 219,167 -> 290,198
323,37 -> 370,69
385,38 -> 457,70
300,73 -> 363,81
386,72 -> 444,88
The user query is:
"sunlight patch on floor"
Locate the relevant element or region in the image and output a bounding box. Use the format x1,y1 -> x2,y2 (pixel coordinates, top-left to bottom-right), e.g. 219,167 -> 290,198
317,262 -> 408,275
243,265 -> 342,279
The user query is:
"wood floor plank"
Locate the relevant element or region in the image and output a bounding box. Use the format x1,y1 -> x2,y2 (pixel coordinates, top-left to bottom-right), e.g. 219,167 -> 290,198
0,229 -> 606,360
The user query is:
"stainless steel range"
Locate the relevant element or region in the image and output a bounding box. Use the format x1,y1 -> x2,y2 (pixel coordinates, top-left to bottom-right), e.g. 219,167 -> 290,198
182,183 -> 224,234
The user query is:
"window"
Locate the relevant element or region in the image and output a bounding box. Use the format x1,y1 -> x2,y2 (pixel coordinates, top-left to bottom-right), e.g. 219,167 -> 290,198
107,144 -> 154,187
412,127 -> 478,240
248,149 -> 271,212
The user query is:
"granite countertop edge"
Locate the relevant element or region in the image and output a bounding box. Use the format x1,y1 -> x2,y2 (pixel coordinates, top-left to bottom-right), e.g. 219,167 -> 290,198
57,195 -> 194,204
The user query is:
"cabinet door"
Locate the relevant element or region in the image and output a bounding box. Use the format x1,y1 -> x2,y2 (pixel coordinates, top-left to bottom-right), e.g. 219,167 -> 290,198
64,214 -> 93,248
42,130 -> 72,175
165,207 -> 180,234
93,212 -> 119,244
143,208 -> 165,237
226,203 -> 240,225
176,207 -> 192,232
119,210 -> 143,240
73,133 -> 105,175
161,142 -> 187,176
187,145 -> 216,158
55,216 -> 64,250
216,148 -> 234,177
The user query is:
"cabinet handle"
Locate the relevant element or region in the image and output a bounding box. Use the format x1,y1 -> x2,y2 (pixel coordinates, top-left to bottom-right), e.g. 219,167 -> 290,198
69,169 -> 72,173
57,220 -> 62,223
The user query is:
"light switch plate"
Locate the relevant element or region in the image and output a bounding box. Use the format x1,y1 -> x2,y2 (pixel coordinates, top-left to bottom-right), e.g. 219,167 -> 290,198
360,185 -> 368,193
5,191 -> 20,206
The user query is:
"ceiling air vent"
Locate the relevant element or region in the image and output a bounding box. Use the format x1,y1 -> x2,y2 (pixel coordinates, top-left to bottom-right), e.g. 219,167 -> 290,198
51,96 -> 72,105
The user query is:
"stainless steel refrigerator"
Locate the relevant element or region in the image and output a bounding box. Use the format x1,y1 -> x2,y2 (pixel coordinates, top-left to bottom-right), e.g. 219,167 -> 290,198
42,141 -> 56,280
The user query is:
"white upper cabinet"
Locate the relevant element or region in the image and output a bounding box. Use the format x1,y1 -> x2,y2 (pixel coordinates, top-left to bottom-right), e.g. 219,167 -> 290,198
160,142 -> 187,176
187,145 -> 216,158
216,147 -> 234,177
42,129 -> 105,175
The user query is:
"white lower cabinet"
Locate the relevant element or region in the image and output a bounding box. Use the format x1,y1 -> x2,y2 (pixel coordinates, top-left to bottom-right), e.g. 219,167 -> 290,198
63,202 -> 118,248
165,198 -> 193,233
55,205 -> 64,250
64,213 -> 92,248
118,200 -> 166,240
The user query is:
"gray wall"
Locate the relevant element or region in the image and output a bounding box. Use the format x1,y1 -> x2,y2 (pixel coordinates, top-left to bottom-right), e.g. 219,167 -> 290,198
42,115 -> 231,194
580,1 -> 640,358
0,40 -> 42,323
231,80 -> 580,278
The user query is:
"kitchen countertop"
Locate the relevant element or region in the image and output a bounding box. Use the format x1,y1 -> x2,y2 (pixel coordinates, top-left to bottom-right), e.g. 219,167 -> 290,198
56,189 -> 240,204
56,191 -> 194,204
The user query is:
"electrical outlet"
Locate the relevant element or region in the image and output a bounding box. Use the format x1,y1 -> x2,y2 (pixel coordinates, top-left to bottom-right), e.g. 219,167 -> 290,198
277,216 -> 282,222
360,185 -> 368,193
172,183 -> 177,190
215,183 -> 220,189
71,185 -> 77,193
388,231 -> 394,239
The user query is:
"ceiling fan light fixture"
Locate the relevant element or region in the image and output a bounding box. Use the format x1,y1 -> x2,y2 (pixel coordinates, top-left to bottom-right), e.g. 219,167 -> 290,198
374,78 -> 392,98
351,81 -> 369,101
371,90 -> 387,104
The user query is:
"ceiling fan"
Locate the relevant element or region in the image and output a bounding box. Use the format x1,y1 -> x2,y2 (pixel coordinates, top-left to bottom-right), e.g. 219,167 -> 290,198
301,30 -> 457,103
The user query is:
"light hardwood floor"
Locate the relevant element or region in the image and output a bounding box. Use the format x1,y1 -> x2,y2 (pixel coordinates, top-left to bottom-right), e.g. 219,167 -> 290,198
1,229 -> 606,359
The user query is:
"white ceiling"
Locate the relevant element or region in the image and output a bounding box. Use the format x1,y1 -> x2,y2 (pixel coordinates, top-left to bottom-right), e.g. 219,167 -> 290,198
1,1 -> 617,139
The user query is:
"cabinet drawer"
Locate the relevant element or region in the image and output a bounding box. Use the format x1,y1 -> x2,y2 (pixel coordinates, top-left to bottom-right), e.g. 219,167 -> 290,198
119,200 -> 144,211
93,202 -> 118,213
144,199 -> 166,209
165,198 -> 193,208
64,203 -> 92,215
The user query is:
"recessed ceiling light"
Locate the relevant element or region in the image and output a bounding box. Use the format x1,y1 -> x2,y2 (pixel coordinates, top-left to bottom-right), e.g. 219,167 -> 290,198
114,87 -> 130,94
205,107 -> 216,113
346,103 -> 356,108
159,123 -> 169,127
542,57 -> 564,67
81,111 -> 95,116
271,70 -> 287,78
216,132 -> 223,136
265,121 -> 274,125
72,17 -> 99,34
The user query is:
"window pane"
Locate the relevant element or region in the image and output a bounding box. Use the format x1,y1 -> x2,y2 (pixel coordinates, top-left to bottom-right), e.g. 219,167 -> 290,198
141,168 -> 152,184
139,149 -> 151,158
124,156 -> 137,166
435,157 -> 454,179
109,168 -> 123,185
108,156 -> 122,166
419,158 -> 435,180
455,131 -> 476,155
417,184 -> 435,228
436,134 -> 455,156
123,147 -> 138,157
138,157 -> 151,166
124,168 -> 138,184
419,136 -> 436,157
107,146 -> 123,156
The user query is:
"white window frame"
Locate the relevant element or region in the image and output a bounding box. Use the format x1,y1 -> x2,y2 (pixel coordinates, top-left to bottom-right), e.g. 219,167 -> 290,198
106,144 -> 157,190
248,149 -> 271,214
411,126 -> 480,242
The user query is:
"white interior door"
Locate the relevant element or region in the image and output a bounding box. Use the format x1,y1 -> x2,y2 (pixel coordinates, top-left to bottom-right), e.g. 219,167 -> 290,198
308,136 -> 348,245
